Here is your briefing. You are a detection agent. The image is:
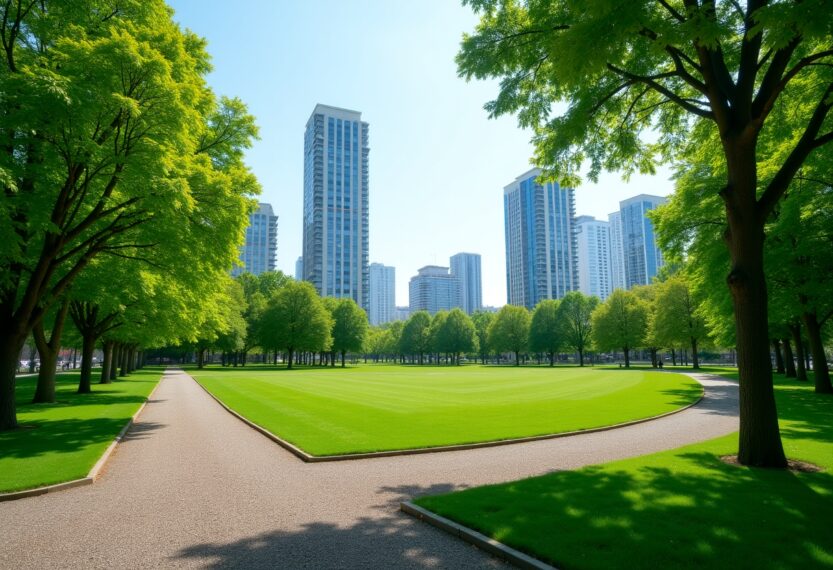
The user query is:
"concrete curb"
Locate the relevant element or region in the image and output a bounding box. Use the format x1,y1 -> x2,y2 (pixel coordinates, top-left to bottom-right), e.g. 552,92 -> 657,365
0,372 -> 164,503
400,501 -> 556,570
191,371 -> 705,463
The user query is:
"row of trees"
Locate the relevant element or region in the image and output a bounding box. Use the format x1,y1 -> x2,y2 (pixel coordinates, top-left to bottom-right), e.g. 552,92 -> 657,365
0,1 -> 259,429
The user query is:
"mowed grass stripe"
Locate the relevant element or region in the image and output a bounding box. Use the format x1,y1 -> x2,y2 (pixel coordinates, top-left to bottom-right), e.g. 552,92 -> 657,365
192,365 -> 701,456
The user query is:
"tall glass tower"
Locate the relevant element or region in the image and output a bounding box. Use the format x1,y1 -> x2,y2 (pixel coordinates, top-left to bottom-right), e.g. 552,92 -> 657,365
303,104 -> 369,310
369,262 -> 395,326
450,252 -> 482,314
619,194 -> 666,288
503,168 -> 577,309
232,202 -> 278,276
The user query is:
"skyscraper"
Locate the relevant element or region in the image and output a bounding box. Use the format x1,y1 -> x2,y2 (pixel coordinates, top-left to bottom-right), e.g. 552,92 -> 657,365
619,194 -> 666,288
302,104 -> 369,310
503,168 -> 577,309
575,216 -> 613,300
449,252 -> 482,314
295,256 -> 303,280
369,263 -> 395,326
608,210 -> 626,291
232,202 -> 278,276
408,266 -> 461,315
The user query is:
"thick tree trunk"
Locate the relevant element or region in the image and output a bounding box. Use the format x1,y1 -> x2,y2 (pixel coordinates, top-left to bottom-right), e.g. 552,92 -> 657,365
724,196 -> 786,467
514,351 -> 519,366
781,337 -> 796,378
119,345 -> 128,377
341,351 -> 346,367
650,348 -> 658,368
77,333 -> 95,394
578,348 -> 584,367
772,339 -> 785,374
549,352 -> 554,366
32,300 -> 69,403
690,337 -> 700,370
0,329 -> 28,430
111,343 -> 120,380
287,348 -> 294,370
100,340 -> 114,384
789,324 -> 807,381
671,348 -> 677,366
802,311 -> 832,394
197,348 -> 205,369
623,346 -> 630,368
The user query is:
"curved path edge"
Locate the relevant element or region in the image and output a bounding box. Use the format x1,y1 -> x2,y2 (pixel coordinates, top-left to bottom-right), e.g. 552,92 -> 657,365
0,372 -> 164,503
191,370 -> 706,463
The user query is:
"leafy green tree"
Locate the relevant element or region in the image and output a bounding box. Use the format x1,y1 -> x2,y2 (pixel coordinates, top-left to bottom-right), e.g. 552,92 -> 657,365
400,311 -> 432,364
633,284 -> 662,368
591,290 -> 648,369
458,0 -> 833,467
0,1 -> 258,429
651,276 -> 707,369
428,311 -> 449,362
328,298 -> 368,367
557,292 -> 599,366
529,300 -> 561,366
489,305 -> 531,365
260,281 -> 331,369
471,310 -> 495,364
439,308 -> 477,365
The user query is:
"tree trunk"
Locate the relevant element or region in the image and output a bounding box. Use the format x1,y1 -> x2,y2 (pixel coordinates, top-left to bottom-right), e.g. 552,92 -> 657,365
111,343 -> 120,380
781,337 -> 796,378
789,324 -> 807,381
100,340 -> 114,384
0,329 -> 28,430
802,311 -> 832,394
77,332 -> 95,394
772,339 -> 785,374
578,348 -> 584,367
198,348 -> 205,369
119,345 -> 128,377
514,351 -> 519,366
549,352 -> 554,366
671,348 -> 677,366
32,299 -> 70,403
650,348 -> 658,368
287,348 -> 294,370
623,347 -> 630,368
724,195 -> 786,467
690,337 -> 700,370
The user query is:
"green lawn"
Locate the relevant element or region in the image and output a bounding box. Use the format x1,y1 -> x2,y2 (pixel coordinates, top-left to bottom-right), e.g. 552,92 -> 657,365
0,369 -> 161,493
191,364 -> 701,456
415,375 -> 833,569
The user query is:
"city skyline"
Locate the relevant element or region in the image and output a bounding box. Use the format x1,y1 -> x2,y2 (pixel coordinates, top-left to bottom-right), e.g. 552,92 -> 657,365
167,1 -> 674,307
231,202 -> 278,277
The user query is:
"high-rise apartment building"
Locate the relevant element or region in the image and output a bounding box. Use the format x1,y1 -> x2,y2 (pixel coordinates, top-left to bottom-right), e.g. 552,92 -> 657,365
503,168 -> 577,309
575,216 -> 613,300
449,252 -> 482,314
408,266 -> 461,315
619,194 -> 666,288
369,263 -> 395,326
302,104 -> 369,310
232,202 -> 278,276
608,211 -> 626,291
295,256 -> 303,280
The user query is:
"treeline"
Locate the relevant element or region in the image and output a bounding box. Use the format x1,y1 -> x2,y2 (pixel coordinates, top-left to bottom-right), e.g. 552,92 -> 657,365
0,2 -> 260,430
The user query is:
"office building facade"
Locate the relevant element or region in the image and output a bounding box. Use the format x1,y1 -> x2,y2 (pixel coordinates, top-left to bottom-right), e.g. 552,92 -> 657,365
503,168 -> 577,309
619,194 -> 666,288
232,202 -> 278,276
369,263 -> 395,326
408,266 -> 461,315
302,104 -> 369,309
295,256 -> 303,280
575,216 -> 613,300
449,252 -> 482,314
608,211 -> 626,291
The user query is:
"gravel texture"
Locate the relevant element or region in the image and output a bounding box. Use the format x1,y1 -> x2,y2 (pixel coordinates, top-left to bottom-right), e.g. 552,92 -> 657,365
0,369 -> 738,569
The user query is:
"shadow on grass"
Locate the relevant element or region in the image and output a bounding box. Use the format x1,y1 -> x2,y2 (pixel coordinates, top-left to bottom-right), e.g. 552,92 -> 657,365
417,452 -> 833,569
0,417 -> 166,459
173,482 -> 501,569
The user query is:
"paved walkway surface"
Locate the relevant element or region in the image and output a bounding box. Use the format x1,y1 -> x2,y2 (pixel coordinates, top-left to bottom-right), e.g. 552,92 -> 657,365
1,369 -> 738,568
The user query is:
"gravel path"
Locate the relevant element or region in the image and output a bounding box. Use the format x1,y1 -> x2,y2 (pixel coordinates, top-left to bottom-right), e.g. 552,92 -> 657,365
0,369 -> 738,568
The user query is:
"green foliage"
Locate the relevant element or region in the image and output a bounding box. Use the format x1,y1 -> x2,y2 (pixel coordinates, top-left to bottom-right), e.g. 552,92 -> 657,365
557,291 -> 599,364
649,276 -> 707,351
528,299 -> 561,363
327,298 -> 369,362
400,311 -> 432,359
591,289 -> 648,353
488,305 -> 531,360
436,308 -> 478,358
471,310 -> 495,360
260,281 -> 332,360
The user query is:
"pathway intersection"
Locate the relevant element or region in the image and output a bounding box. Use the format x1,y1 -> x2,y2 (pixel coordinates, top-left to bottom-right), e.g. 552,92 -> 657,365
1,369 -> 738,568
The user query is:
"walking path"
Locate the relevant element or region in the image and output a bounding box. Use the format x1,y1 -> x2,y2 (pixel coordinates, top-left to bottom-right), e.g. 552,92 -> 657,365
0,369 -> 738,568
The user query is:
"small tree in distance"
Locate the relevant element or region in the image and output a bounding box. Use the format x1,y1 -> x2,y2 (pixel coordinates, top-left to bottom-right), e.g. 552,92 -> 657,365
591,290 -> 648,369
328,298 -> 369,367
557,292 -> 598,367
529,300 -> 561,366
261,281 -> 331,369
489,305 -> 531,365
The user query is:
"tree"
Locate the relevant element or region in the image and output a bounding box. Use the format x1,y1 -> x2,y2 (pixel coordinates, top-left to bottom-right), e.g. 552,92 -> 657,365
557,292 -> 598,366
591,290 -> 648,368
439,308 -> 477,365
471,310 -> 495,364
633,284 -> 662,368
400,311 -> 432,364
328,298 -> 368,367
488,305 -> 531,365
428,311 -> 449,363
529,300 -> 561,366
260,281 -> 331,370
650,277 -> 708,369
458,0 -> 833,467
0,1 -> 258,429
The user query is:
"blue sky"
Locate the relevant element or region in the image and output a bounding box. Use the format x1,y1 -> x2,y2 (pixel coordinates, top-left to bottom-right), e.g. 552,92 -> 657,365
168,0 -> 673,307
